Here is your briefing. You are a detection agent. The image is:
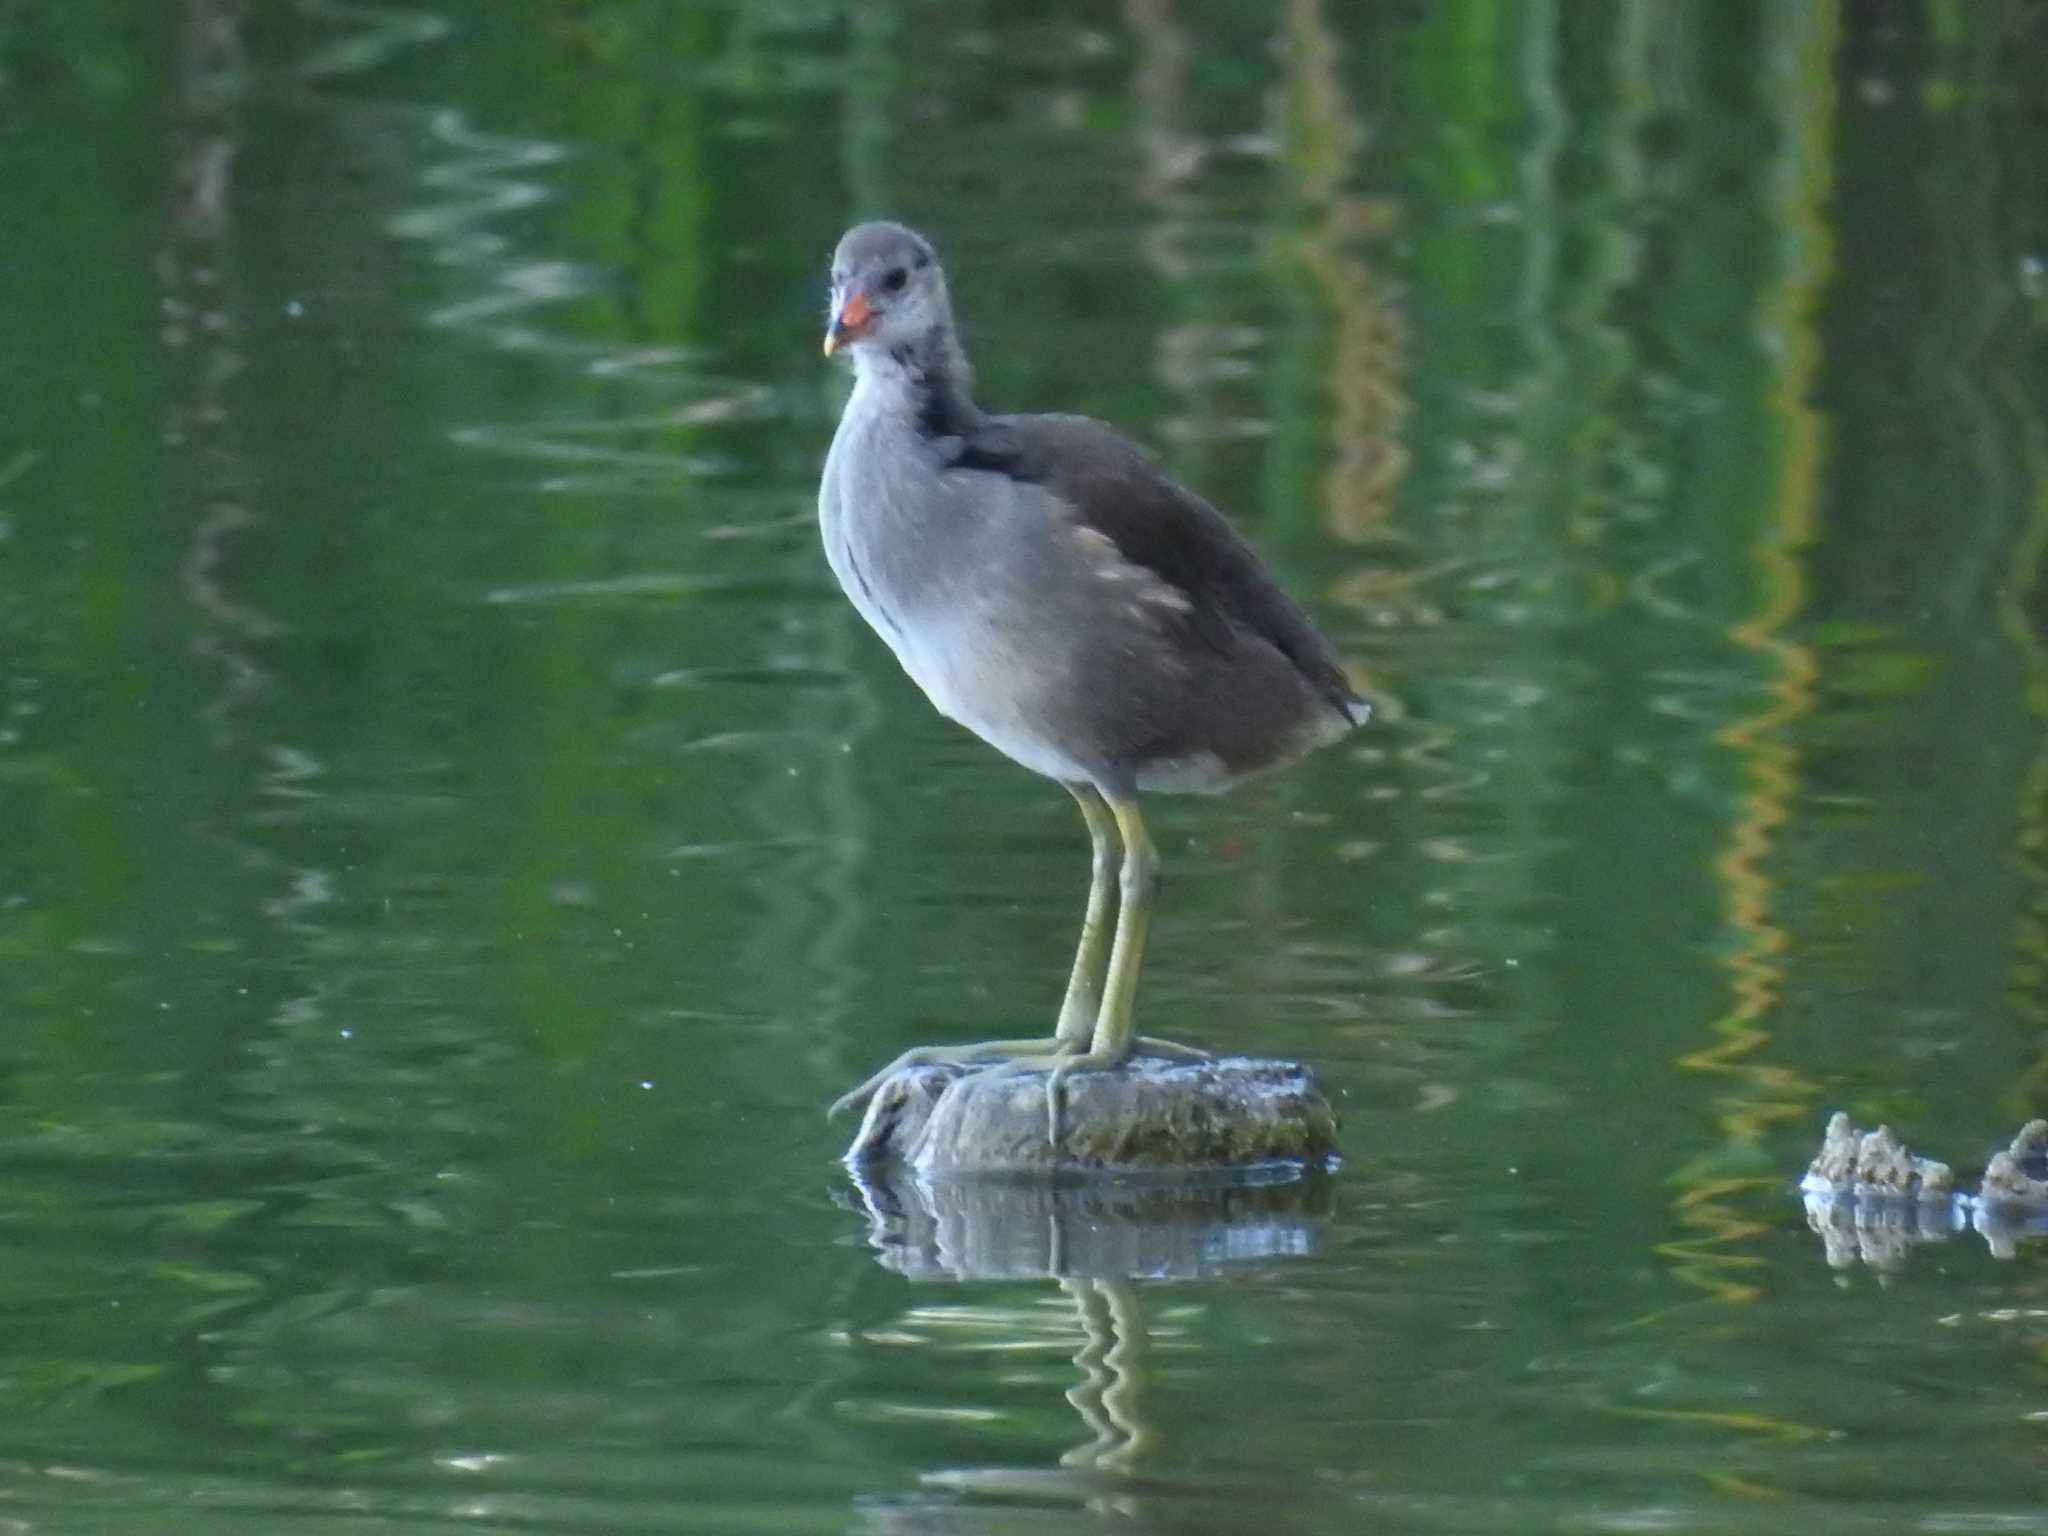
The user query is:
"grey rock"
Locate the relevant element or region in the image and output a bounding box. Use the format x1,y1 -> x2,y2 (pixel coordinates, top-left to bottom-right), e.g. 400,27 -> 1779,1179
1981,1119 -> 2048,1208
1804,1110 -> 1952,1196
845,1056 -> 1339,1178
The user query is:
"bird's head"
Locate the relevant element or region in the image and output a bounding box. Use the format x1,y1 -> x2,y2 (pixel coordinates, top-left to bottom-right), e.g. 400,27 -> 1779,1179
823,222 -> 952,359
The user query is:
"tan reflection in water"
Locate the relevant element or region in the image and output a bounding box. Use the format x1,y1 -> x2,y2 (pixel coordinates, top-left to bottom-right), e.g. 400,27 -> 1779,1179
1282,0 -> 1408,547
1666,4 -> 1836,1308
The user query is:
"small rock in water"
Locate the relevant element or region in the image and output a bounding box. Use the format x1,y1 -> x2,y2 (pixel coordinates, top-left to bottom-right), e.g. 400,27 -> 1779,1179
846,1056 -> 1339,1177
1981,1120 -> 2048,1208
1798,1112 -> 2048,1273
1804,1111 -> 1952,1196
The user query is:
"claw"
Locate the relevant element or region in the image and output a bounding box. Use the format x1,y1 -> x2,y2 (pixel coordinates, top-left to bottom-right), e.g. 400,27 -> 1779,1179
827,1077 -> 883,1122
827,1049 -> 933,1120
1043,1057 -> 1084,1144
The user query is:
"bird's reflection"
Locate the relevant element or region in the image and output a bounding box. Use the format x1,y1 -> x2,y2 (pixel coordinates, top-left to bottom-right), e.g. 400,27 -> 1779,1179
1059,1277 -> 1153,1476
902,1279 -> 1161,1523
841,1161 -> 1330,1527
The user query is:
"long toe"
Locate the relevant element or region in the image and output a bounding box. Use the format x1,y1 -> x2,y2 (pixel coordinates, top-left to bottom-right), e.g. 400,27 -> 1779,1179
1133,1035 -> 1210,1062
827,1038 -> 1078,1119
828,1048 -> 938,1119
827,1072 -> 893,1121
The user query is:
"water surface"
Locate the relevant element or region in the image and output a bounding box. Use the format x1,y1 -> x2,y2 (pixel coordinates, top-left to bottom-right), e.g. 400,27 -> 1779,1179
2,2 -> 2046,1530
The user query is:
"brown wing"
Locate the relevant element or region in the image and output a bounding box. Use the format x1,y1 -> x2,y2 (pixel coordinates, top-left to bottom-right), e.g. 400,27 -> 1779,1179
945,412 -> 1365,725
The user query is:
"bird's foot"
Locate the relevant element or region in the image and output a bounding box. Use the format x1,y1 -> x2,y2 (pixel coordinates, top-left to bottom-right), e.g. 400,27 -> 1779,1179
827,1037 -> 1081,1121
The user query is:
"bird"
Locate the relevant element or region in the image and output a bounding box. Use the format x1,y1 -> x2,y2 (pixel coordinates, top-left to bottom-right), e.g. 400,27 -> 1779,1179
817,221 -> 1367,1139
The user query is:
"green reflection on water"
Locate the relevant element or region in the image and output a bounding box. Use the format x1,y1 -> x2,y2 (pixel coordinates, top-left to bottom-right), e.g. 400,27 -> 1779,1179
1,0 -> 2045,1531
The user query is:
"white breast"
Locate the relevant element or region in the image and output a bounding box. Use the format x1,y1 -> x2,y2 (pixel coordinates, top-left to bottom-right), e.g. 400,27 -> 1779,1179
818,389 -> 1096,784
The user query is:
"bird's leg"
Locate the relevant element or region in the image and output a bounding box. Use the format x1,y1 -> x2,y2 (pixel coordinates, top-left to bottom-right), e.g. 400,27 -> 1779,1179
1077,792 -> 1156,1068
983,795 -> 1206,1141
1055,789 -> 1209,1066
1053,782 -> 1120,1050
831,795 -> 1208,1132
829,784 -> 1129,1122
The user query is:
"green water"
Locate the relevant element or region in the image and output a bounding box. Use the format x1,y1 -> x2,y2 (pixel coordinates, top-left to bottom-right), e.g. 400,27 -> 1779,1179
3,1 -> 2046,1529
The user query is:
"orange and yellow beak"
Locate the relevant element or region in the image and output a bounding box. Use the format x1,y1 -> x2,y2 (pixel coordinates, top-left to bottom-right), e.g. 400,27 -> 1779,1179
822,289 -> 875,356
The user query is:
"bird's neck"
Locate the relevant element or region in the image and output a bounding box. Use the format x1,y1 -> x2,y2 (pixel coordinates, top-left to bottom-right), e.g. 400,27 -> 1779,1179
850,325 -> 985,439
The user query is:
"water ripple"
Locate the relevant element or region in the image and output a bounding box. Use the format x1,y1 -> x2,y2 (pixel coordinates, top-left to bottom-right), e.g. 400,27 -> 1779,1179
386,108 -> 782,494
293,0 -> 451,82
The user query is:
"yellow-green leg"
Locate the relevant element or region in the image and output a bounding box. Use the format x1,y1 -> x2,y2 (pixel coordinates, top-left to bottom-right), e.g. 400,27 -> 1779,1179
1058,787 -> 1199,1066
1089,794 -> 1157,1064
830,784 -> 1147,1122
981,794 -> 1207,1140
1053,783 -> 1120,1049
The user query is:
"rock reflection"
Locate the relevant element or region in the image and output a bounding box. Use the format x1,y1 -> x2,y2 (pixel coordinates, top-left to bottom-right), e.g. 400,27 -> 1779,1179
1801,1190 -> 1954,1277
1801,1191 -> 2048,1275
846,1163 -> 1329,1282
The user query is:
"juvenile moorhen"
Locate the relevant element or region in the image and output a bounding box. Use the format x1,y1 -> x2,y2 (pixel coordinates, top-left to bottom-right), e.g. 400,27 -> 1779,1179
819,221 -> 1367,1137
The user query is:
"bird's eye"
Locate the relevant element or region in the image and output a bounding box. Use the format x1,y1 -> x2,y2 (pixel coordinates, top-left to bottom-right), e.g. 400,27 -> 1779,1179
882,267 -> 908,293
912,248 -> 931,270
